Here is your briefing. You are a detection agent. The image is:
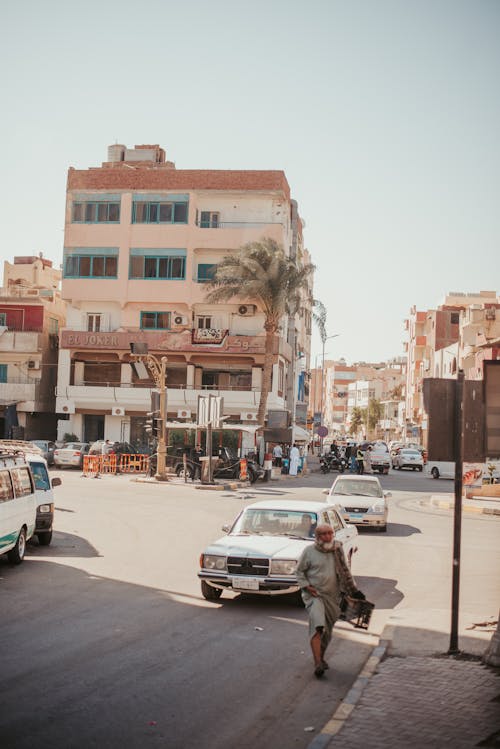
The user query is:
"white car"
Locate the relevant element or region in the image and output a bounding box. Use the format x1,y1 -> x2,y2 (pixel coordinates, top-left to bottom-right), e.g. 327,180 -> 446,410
54,442 -> 90,469
392,448 -> 424,472
325,474 -> 390,532
198,499 -> 358,601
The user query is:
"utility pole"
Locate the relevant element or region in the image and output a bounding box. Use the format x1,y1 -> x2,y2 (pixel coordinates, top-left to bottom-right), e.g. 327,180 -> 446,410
130,344 -> 168,481
449,369 -> 464,654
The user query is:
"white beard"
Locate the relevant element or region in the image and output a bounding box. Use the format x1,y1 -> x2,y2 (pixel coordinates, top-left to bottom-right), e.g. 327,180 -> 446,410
316,539 -> 335,552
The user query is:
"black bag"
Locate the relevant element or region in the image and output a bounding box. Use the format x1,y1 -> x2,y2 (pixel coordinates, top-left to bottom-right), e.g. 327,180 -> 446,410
339,593 -> 374,629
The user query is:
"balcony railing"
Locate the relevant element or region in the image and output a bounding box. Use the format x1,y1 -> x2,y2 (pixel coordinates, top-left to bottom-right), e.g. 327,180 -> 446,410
195,220 -> 284,229
65,382 -> 258,391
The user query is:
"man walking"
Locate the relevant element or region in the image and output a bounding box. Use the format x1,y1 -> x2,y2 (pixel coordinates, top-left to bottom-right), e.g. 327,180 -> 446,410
296,524 -> 365,677
356,446 -> 365,474
272,443 -> 283,468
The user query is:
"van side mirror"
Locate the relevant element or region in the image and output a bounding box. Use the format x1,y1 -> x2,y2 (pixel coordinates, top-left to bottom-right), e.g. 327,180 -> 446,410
52,477 -> 62,487
322,488 -> 329,495
222,524 -> 231,533
383,491 -> 392,498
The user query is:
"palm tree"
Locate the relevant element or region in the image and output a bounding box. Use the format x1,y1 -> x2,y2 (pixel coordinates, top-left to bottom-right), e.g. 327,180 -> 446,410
350,407 -> 364,437
205,237 -> 315,426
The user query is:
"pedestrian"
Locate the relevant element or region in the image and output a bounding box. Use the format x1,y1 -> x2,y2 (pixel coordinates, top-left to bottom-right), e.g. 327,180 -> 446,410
192,443 -> 204,480
296,524 -> 366,678
363,445 -> 373,474
289,443 -> 300,476
272,443 -> 283,468
356,446 -> 364,475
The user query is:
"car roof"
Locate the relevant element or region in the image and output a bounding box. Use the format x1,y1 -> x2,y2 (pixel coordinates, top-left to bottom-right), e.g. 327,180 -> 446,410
243,499 -> 333,512
332,474 -> 382,484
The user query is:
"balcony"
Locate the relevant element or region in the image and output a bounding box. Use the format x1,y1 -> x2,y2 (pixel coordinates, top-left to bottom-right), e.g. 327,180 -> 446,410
195,220 -> 285,230
56,384 -> 285,415
0,380 -> 38,405
0,330 -> 42,353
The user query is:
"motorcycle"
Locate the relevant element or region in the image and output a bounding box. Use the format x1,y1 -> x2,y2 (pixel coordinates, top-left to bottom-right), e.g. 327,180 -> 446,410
320,452 -> 348,474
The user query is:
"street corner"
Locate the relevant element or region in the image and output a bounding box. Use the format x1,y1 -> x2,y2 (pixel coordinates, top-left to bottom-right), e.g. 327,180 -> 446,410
425,495 -> 500,516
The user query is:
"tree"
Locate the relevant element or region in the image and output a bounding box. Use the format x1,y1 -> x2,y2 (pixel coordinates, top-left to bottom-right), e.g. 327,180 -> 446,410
205,237 -> 315,426
366,398 -> 383,435
350,407 -> 364,436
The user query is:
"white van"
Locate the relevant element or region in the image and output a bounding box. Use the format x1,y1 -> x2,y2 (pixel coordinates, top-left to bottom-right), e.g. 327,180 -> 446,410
0,451 -> 36,564
0,441 -> 61,545
426,461 -> 455,479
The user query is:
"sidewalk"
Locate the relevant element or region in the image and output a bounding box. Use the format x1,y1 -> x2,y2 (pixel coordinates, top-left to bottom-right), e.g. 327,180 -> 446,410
426,492 -> 500,516
309,624 -> 500,749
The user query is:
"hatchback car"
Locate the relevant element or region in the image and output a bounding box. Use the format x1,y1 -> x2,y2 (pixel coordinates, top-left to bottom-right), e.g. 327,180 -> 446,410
198,499 -> 358,601
54,442 -> 90,469
325,474 -> 390,532
392,448 -> 424,471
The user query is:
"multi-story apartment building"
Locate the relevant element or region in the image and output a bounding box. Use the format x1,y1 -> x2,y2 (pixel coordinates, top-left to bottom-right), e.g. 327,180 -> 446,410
0,255 -> 65,439
323,360 -> 357,435
55,144 -> 312,447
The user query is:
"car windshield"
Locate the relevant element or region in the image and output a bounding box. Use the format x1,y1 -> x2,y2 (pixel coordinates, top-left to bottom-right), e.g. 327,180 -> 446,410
402,450 -> 420,456
30,462 -> 50,490
232,509 -> 318,538
31,440 -> 47,449
332,479 -> 382,498
66,443 -> 84,450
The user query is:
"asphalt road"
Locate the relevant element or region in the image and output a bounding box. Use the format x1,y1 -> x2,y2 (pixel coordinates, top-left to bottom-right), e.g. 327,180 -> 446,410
0,467 -> 498,749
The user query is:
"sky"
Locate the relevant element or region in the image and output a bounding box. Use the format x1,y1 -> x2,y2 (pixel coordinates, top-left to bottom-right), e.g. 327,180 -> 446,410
2,0 -> 499,365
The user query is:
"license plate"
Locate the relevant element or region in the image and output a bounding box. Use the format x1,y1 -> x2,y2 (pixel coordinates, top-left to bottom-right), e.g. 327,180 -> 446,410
232,577 -> 260,591
349,513 -> 364,519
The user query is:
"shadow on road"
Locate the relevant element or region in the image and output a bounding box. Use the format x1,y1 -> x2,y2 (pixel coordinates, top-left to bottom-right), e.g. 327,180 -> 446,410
357,522 -> 422,537
26,530 -> 100,557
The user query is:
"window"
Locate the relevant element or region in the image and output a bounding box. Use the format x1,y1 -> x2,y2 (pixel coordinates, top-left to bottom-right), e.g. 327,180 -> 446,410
0,313 -> 6,326
0,470 -> 14,502
197,316 -> 213,329
0,364 -> 7,383
64,253 -> 118,279
132,200 -> 188,224
140,312 -> 171,330
129,252 -> 186,280
450,312 -> 460,324
87,314 -> 102,332
30,462 -> 50,491
10,467 -> 34,497
197,263 -> 216,282
199,211 -> 219,228
48,317 -> 59,334
72,200 -> 120,223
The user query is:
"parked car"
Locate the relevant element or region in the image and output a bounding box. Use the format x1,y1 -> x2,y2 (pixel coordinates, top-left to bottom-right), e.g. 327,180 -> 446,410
198,499 -> 358,601
161,446 -> 264,483
29,440 -> 56,466
54,442 -> 90,469
324,474 -> 391,532
426,461 -> 455,479
392,448 -> 424,471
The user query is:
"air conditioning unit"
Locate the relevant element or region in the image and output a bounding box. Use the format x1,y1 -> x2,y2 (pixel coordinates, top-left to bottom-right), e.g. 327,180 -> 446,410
237,304 -> 256,316
112,407 -> 125,416
177,408 -> 192,419
173,315 -> 186,326
241,411 -> 258,421
28,360 -> 40,370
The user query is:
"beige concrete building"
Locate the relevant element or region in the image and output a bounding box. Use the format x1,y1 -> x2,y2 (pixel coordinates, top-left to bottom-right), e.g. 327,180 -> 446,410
56,144 -> 312,447
0,255 -> 65,438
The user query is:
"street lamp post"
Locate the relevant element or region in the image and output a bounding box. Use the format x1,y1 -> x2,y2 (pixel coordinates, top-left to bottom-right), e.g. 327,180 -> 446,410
319,334 -> 340,452
131,348 -> 168,481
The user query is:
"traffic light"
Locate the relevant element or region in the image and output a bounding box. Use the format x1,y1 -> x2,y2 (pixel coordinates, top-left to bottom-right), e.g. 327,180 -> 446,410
145,390 -> 162,438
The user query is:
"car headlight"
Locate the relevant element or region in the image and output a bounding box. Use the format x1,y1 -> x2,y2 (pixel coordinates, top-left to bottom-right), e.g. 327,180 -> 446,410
368,503 -> 385,514
38,504 -> 53,514
202,554 -> 227,571
270,559 -> 297,576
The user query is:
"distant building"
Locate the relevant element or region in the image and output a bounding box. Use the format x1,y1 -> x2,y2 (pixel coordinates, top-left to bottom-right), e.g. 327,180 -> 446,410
0,256 -> 65,439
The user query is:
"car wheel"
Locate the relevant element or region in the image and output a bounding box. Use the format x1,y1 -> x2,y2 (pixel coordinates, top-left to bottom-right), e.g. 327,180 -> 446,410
8,528 -> 27,564
176,465 -> 193,479
383,468 -> 389,475
37,531 -> 52,546
431,467 -> 440,479
379,524 -> 387,533
418,466 -> 423,472
201,581 -> 223,601
412,466 -> 416,471
248,469 -> 258,484
292,590 -> 305,607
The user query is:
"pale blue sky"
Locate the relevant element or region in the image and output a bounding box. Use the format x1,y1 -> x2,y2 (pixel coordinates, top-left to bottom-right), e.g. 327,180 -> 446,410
2,0 -> 499,364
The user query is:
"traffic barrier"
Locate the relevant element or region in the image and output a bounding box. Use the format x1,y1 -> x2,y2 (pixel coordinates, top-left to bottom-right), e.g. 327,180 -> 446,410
82,455 -> 102,477
120,454 -> 150,473
239,458 -> 248,481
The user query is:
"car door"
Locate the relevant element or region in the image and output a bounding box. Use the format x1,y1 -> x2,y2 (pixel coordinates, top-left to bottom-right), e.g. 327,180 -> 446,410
327,506 -> 357,559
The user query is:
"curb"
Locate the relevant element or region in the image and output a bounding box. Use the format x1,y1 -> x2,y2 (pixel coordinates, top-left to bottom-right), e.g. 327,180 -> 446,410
307,630 -> 392,749
425,497 -> 500,516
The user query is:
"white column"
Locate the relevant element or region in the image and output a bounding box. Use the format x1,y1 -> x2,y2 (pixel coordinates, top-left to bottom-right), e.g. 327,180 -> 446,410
57,349 -> 71,391
186,364 -> 195,389
74,362 -> 84,386
121,363 -> 132,385
251,366 -> 262,391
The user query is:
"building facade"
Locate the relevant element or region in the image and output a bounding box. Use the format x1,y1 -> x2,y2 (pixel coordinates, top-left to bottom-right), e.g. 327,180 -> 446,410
56,144 -> 312,446
0,255 -> 65,438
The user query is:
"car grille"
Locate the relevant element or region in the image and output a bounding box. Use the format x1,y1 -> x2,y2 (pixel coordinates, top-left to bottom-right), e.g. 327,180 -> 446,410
227,556 -> 269,576
344,507 -> 367,514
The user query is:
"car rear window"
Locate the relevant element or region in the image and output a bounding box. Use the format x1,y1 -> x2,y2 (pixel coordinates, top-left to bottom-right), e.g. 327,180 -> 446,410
332,479 -> 382,498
